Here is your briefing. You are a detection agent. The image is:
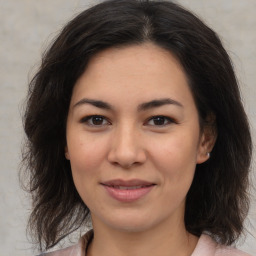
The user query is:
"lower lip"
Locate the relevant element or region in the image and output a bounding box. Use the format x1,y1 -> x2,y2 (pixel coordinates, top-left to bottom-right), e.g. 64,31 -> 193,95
103,185 -> 154,202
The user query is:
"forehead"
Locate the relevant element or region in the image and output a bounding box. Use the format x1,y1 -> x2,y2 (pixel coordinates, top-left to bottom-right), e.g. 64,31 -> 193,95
71,43 -> 193,108
83,43 -> 186,82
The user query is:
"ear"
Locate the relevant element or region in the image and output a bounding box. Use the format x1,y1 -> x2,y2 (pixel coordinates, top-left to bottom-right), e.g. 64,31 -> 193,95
197,114 -> 217,164
64,146 -> 70,160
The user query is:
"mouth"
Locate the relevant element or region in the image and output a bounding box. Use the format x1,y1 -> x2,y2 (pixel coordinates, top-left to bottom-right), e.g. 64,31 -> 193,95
107,185 -> 152,190
101,179 -> 156,202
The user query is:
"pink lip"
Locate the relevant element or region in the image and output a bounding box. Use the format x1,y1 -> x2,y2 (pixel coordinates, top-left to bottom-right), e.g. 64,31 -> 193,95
101,179 -> 155,202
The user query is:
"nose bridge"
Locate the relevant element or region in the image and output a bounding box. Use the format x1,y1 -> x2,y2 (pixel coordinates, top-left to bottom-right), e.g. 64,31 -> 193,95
108,121 -> 145,167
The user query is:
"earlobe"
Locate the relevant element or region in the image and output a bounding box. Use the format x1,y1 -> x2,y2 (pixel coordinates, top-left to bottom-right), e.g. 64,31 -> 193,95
196,133 -> 211,164
65,146 -> 70,160
196,149 -> 211,164
196,118 -> 217,164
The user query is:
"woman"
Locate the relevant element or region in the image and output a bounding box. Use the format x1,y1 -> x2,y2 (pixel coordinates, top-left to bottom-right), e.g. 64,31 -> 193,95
22,0 -> 253,255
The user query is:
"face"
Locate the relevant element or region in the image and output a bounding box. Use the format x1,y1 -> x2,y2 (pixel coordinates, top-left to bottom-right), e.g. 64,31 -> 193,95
66,43 -> 211,233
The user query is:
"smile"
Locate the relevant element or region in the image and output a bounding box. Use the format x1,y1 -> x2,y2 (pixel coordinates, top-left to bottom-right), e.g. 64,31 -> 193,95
101,179 -> 156,202
110,185 -> 151,190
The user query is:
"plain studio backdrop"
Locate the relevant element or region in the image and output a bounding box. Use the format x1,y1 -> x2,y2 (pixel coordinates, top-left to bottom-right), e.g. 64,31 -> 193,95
0,0 -> 255,255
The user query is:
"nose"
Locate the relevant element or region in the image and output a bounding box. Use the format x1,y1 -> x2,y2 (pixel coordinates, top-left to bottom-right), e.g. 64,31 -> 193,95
107,124 -> 147,169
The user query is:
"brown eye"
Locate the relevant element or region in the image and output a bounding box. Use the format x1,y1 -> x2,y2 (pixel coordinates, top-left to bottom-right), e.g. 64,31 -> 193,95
91,116 -> 105,125
146,116 -> 174,126
81,115 -> 110,126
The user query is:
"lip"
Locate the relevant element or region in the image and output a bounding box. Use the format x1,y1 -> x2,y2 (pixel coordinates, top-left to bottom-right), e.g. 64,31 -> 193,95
101,179 -> 156,202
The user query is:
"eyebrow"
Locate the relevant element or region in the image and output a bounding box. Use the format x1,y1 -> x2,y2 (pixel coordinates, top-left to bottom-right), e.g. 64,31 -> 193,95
73,98 -> 183,111
73,98 -> 112,110
137,98 -> 183,111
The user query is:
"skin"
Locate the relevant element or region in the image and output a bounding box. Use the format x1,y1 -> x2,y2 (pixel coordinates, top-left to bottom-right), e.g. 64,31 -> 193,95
65,43 -> 215,256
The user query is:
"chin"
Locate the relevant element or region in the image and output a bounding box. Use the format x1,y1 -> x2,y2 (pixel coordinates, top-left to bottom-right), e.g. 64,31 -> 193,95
96,210 -> 163,233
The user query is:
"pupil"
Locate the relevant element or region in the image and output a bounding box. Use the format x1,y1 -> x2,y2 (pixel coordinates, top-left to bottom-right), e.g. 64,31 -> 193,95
93,116 -> 103,125
154,117 -> 165,125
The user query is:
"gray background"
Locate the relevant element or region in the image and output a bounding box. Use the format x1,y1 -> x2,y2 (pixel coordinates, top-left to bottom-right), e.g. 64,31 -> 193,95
0,0 -> 255,255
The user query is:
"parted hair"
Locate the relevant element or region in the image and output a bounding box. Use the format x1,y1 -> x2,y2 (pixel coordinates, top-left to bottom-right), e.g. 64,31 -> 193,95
21,0 -> 252,251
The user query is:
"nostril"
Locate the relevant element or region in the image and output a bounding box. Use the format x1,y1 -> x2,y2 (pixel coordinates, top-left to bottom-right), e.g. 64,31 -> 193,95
107,137 -> 147,168
110,159 -> 144,170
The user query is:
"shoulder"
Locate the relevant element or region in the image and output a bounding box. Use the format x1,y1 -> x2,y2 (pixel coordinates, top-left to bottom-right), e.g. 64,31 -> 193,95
192,234 -> 253,256
38,243 -> 81,256
37,230 -> 93,256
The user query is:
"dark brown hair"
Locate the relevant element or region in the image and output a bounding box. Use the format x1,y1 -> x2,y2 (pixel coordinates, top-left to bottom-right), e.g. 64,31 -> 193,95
21,0 -> 252,251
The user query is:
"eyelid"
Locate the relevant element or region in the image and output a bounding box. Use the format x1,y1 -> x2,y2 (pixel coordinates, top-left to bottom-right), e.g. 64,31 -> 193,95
145,115 -> 177,126
79,115 -> 176,127
80,115 -> 111,126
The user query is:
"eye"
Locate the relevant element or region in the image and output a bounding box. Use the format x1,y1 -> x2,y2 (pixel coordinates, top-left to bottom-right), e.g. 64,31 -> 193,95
80,115 -> 110,126
146,116 -> 175,126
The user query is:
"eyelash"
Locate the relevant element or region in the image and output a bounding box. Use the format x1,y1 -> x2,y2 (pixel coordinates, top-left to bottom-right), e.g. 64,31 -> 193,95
80,115 -> 176,127
80,115 -> 111,126
146,116 -> 176,126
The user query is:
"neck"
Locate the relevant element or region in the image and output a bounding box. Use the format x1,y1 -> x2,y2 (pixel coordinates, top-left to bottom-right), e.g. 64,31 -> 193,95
86,216 -> 198,256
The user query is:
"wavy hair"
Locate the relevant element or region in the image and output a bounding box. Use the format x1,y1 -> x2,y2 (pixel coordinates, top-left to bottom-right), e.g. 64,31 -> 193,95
21,0 -> 252,251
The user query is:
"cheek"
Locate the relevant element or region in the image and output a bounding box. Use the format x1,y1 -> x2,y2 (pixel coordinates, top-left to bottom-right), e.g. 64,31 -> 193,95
67,135 -> 109,205
147,132 -> 199,190
67,133 -> 108,178
149,132 -> 199,169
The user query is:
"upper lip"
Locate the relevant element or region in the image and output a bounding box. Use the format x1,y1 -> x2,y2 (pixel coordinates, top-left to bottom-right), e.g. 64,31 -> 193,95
101,179 -> 155,187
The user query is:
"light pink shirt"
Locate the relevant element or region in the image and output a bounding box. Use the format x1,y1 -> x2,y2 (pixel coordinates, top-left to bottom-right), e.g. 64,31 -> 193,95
40,230 -> 252,256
